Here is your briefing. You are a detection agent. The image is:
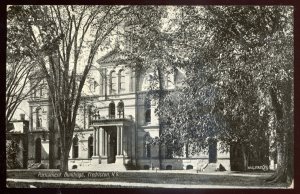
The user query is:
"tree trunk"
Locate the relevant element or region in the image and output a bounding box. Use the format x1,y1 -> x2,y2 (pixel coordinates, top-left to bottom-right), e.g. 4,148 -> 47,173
267,82 -> 293,184
241,144 -> 248,171
157,66 -> 164,170
60,151 -> 69,173
266,130 -> 288,182
58,125 -> 73,173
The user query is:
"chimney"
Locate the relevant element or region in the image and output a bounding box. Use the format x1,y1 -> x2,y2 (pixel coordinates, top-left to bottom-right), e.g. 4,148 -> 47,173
20,114 -> 25,121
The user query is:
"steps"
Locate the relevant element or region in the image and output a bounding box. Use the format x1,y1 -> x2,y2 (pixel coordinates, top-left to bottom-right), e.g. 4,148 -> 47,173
75,163 -> 127,171
203,163 -> 217,172
203,163 -> 227,172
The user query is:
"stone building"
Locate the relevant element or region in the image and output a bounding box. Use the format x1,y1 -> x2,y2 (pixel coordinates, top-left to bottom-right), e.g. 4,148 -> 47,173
6,114 -> 29,169
26,47 -> 231,171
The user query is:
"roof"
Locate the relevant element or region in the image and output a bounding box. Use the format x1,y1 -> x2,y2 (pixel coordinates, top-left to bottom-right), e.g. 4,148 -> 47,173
7,122 -> 24,133
96,43 -> 127,65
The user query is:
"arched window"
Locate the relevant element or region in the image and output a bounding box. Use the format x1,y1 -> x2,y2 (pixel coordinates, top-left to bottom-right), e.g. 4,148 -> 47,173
88,78 -> 97,93
144,165 -> 150,170
186,165 -> 193,170
72,136 -> 79,158
110,70 -> 117,94
165,73 -> 173,89
36,107 -> 41,128
88,135 -> 93,158
57,138 -> 61,159
35,138 -> 41,163
109,101 -> 115,119
40,85 -> 43,97
117,100 -> 124,118
145,98 -> 151,123
88,105 -> 92,125
144,133 -> 151,158
166,165 -> 173,170
142,73 -> 154,91
118,69 -> 126,94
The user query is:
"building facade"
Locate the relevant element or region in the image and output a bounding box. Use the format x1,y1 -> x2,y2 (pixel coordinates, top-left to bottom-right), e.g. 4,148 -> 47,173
26,49 -> 231,171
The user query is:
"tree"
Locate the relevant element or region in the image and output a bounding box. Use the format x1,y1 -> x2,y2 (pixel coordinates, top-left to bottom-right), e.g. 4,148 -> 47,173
121,6 -> 171,169
151,6 -> 293,184
5,57 -> 40,127
7,5 -> 129,172
6,8 -> 42,128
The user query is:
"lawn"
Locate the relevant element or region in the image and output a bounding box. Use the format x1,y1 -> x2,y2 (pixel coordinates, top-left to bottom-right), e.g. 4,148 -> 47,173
6,170 -> 290,188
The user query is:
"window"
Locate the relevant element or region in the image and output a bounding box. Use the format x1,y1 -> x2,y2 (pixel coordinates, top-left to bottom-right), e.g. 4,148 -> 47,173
39,80 -> 46,97
110,71 -> 117,94
88,106 -> 92,125
36,107 -> 41,128
94,81 -> 97,91
166,165 -> 173,170
33,89 -> 37,98
117,100 -> 124,118
40,85 -> 43,97
100,68 -> 106,95
109,101 -> 115,119
144,165 -> 150,170
146,143 -> 151,158
144,133 -> 151,158
186,165 -> 193,170
142,74 -> 154,91
72,136 -> 79,158
88,136 -> 93,158
89,78 -> 97,93
118,69 -> 125,93
145,98 -> 151,123
165,73 -> 172,89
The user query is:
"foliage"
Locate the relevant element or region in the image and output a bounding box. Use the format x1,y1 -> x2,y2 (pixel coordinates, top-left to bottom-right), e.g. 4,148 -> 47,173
146,6 -> 293,181
6,138 -> 22,169
7,5 -> 130,172
6,7 -> 42,127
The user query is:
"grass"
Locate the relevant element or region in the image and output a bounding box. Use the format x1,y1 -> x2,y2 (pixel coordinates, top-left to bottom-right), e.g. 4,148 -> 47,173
6,170 -> 289,188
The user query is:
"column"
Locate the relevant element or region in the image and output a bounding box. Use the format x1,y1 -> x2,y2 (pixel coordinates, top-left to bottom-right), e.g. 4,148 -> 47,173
29,106 -> 33,131
120,126 -> 123,155
117,126 -> 120,155
93,127 -> 96,156
99,127 -> 104,156
100,128 -> 108,164
95,127 -> 99,156
104,129 -> 107,156
116,126 -> 124,156
92,127 -> 100,165
115,126 -> 124,164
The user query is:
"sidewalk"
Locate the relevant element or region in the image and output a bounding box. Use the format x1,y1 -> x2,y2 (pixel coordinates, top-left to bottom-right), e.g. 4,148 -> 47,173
6,178 -> 287,189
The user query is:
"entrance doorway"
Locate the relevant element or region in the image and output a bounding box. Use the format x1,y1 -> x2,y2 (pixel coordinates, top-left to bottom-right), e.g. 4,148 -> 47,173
35,138 -> 41,163
208,138 -> 217,163
107,128 -> 117,163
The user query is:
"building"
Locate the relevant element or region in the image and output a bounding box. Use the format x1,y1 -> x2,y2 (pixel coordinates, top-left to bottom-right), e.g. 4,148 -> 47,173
6,114 -> 29,169
25,47 -> 232,171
